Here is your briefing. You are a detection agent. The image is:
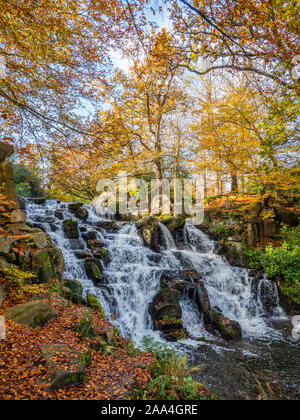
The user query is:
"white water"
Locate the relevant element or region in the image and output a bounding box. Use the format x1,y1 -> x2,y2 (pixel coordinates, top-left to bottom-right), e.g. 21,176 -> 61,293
25,200 -> 284,345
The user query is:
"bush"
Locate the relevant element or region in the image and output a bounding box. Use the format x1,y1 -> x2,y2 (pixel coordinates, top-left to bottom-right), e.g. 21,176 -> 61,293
133,337 -> 212,400
246,226 -> 300,304
3,265 -> 45,300
13,164 -> 45,198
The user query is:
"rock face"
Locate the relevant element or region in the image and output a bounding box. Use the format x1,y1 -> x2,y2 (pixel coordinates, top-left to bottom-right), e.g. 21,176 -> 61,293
137,217 -> 160,252
5,300 -> 57,328
41,343 -> 90,390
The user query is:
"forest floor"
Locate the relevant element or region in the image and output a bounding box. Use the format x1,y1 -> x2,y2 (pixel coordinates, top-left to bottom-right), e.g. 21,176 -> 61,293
0,290 -> 156,400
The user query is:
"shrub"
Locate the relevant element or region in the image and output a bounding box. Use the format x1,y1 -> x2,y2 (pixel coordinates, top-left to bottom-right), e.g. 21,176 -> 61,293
133,337 -> 212,400
3,265 -> 44,300
245,226 -> 300,304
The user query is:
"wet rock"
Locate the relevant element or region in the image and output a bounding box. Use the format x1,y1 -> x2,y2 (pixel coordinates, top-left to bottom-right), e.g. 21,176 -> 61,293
63,219 -> 79,239
86,294 -> 106,320
204,309 -> 242,341
68,239 -> 85,250
74,250 -> 92,260
84,260 -> 103,284
137,217 -> 160,252
41,343 -> 90,389
150,288 -> 182,321
54,209 -> 64,220
87,239 -> 106,250
68,203 -> 84,213
31,250 -> 53,283
75,206 -> 88,221
10,209 -> 27,224
5,300 -> 57,328
34,198 -> 46,205
95,221 -> 113,230
82,231 -> 97,241
64,279 -> 84,304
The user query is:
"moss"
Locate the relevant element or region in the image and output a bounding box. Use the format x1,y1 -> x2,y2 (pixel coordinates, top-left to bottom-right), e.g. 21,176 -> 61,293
81,351 -> 92,367
64,279 -> 83,303
86,294 -> 106,320
85,261 -> 103,283
63,219 -> 79,239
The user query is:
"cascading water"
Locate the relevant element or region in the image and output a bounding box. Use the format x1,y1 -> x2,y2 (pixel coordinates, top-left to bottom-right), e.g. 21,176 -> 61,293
24,200 -> 299,399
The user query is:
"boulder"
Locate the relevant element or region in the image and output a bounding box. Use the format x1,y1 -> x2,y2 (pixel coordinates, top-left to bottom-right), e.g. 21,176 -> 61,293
54,209 -> 64,220
150,288 -> 182,321
86,294 -> 106,319
74,250 -> 92,260
73,307 -> 96,339
68,203 -> 84,213
84,260 -> 103,285
0,236 -> 14,255
46,248 -> 64,281
98,324 -> 116,344
204,309 -> 242,341
30,232 -> 48,249
10,209 -> 27,224
75,206 -> 88,221
137,217 -> 160,252
5,300 -> 57,328
41,343 -> 90,389
82,231 -> 97,241
31,250 -> 53,283
64,279 -> 83,304
63,219 -> 79,239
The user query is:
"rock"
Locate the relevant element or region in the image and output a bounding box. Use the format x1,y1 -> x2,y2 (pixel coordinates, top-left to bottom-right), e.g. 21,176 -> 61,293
68,203 -> 84,213
82,231 -> 97,241
54,209 -> 64,220
63,219 -> 79,239
84,260 -> 103,284
73,307 -> 96,339
5,223 -> 33,235
86,294 -> 106,319
34,198 -> 46,205
47,248 -> 64,281
0,284 -> 6,307
5,300 -> 57,328
31,250 -> 53,283
75,206 -> 88,221
0,142 -> 14,162
99,324 -> 116,344
150,288 -> 182,321
87,239 -> 105,250
41,344 -> 90,389
0,256 -> 10,272
30,232 -> 48,249
10,209 -> 27,224
137,217 -> 160,252
204,309 -> 242,341
17,195 -> 26,211
0,236 -> 14,254
74,250 -> 92,260
0,163 -> 20,210
68,239 -> 85,250
64,279 -> 83,304
112,221 -> 127,230
275,208 -> 299,227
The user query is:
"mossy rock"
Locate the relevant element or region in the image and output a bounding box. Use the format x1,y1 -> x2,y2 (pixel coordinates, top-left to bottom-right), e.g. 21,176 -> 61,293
5,300 -> 57,328
41,344 -> 90,390
73,307 -> 96,339
84,260 -> 103,284
86,294 -> 106,319
63,219 -> 79,239
31,250 -> 54,283
64,279 -> 84,304
204,309 -> 242,341
150,288 -> 182,322
54,210 -> 64,220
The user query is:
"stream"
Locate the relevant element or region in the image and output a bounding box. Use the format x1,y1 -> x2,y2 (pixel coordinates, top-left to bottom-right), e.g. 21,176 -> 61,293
25,199 -> 300,400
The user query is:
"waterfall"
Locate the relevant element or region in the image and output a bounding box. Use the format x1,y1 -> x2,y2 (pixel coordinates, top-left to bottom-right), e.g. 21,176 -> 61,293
25,199 -> 284,344
158,222 -> 177,250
